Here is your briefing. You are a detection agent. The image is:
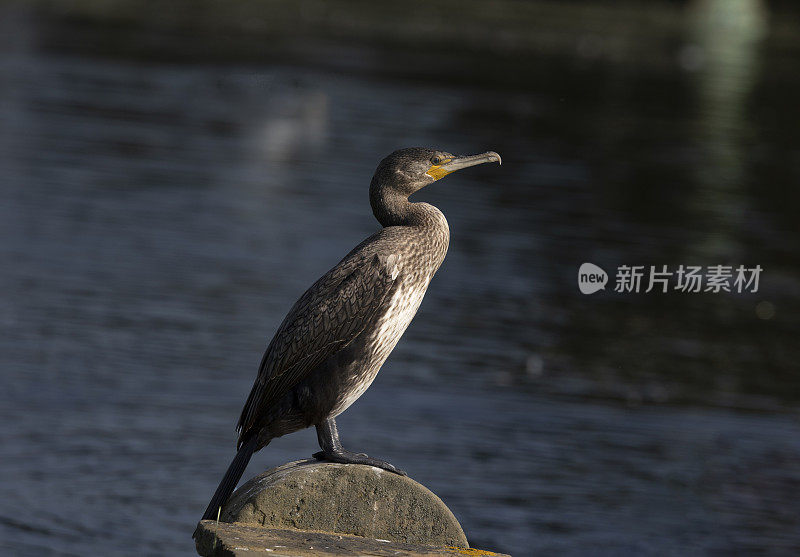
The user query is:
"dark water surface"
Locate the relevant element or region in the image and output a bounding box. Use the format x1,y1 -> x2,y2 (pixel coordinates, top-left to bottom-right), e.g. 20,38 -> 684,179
1,7 -> 800,556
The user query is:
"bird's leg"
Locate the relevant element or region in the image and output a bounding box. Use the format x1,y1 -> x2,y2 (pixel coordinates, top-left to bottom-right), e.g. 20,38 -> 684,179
313,418 -> 405,475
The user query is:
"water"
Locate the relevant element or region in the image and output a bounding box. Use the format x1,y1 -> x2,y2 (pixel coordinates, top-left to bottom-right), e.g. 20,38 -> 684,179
1,6 -> 799,556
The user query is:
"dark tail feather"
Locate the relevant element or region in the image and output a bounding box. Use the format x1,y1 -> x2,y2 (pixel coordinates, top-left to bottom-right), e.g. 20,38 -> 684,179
200,436 -> 261,521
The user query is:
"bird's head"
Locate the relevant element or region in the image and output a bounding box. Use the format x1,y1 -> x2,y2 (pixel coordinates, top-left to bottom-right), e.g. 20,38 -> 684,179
371,147 -> 502,197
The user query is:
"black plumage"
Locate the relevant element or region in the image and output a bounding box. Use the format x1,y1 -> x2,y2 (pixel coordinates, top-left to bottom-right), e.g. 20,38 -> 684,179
201,148 -> 500,521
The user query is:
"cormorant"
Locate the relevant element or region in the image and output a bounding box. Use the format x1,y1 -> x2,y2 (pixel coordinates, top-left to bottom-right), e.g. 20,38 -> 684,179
201,147 -> 501,521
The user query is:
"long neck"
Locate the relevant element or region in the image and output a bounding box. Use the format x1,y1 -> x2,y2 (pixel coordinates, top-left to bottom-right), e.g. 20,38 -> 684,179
370,187 -> 409,226
370,182 -> 450,269
370,184 -> 440,228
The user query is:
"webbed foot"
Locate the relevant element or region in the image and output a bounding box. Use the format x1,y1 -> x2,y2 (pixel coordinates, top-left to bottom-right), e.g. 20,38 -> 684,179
312,449 -> 406,476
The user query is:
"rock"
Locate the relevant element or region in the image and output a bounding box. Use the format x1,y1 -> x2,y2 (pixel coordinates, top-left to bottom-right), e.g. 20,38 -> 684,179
194,521 -> 511,556
217,459 -> 469,548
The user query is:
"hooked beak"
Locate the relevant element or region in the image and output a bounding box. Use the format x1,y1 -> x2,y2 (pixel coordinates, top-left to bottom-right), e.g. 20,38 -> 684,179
426,151 -> 502,181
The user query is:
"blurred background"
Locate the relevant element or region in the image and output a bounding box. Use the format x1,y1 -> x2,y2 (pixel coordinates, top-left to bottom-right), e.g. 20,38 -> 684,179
1,0 -> 799,555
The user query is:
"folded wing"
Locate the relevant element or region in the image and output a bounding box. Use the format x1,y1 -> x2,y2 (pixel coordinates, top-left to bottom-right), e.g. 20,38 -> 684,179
236,252 -> 401,446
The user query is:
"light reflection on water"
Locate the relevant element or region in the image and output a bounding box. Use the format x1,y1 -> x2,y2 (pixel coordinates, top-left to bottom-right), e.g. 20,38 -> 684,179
1,9 -> 799,556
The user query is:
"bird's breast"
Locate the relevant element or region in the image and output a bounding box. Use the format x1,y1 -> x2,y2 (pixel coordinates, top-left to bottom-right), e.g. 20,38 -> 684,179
372,272 -> 430,352
328,271 -> 432,417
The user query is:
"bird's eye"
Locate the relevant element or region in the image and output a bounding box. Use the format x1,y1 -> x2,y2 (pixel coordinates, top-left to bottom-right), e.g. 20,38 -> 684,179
431,156 -> 442,165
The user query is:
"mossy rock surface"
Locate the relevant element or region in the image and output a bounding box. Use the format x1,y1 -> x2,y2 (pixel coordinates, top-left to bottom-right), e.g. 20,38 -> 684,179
194,521 -> 510,557
219,459 -> 468,548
